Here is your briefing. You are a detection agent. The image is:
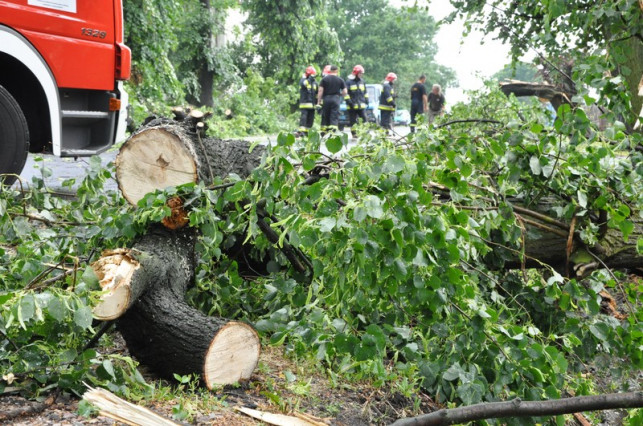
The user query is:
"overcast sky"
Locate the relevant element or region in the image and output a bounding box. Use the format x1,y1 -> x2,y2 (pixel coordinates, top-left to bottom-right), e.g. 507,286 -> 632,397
395,0 -> 515,104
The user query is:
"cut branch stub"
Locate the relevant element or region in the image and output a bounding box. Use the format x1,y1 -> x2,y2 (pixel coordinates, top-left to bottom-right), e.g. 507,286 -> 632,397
92,249 -> 141,321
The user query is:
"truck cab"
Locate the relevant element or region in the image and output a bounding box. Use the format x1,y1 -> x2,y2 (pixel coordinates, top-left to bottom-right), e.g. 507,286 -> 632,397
0,0 -> 130,185
338,83 -> 381,130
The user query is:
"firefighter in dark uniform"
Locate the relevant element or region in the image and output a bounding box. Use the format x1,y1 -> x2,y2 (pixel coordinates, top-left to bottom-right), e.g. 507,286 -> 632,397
344,65 -> 369,138
378,72 -> 397,131
317,65 -> 347,134
297,66 -> 318,136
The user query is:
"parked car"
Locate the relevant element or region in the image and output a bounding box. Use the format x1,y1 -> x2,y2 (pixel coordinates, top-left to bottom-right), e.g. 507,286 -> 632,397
394,109 -> 411,126
338,84 -> 382,130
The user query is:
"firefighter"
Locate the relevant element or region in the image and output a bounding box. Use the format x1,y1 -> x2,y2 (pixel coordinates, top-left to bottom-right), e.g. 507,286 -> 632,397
317,65 -> 347,134
344,65 -> 369,138
297,66 -> 318,137
378,72 -> 397,132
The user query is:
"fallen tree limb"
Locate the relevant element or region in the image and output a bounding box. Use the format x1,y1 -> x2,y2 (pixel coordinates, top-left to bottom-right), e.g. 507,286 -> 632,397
92,226 -> 260,388
499,80 -> 572,112
390,392 -> 643,426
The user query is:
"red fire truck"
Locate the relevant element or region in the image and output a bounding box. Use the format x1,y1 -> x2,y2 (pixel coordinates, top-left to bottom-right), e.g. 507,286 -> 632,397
0,0 -> 131,185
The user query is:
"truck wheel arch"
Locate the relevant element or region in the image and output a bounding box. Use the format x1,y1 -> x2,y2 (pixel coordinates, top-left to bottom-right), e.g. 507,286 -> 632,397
0,25 -> 61,155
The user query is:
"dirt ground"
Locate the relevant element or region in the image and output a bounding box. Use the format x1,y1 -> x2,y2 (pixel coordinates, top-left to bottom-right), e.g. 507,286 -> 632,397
0,335 -> 438,426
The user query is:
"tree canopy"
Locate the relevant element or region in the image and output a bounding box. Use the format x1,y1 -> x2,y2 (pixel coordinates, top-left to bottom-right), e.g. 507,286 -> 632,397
328,0 -> 456,107
444,0 -> 643,129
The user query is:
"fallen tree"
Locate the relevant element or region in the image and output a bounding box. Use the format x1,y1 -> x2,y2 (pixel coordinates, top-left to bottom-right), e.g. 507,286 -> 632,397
98,109 -> 641,389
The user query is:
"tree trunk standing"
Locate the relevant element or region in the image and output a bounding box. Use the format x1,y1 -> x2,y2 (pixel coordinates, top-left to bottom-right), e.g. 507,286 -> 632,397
613,35 -> 643,131
193,0 -> 216,108
99,226 -> 260,388
115,118 -> 265,206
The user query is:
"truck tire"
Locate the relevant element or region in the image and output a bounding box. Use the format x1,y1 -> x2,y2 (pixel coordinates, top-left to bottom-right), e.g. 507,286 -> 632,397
0,85 -> 29,186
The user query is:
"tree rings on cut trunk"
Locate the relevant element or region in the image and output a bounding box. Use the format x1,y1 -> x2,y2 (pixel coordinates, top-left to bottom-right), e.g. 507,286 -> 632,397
115,128 -> 198,205
203,322 -> 261,388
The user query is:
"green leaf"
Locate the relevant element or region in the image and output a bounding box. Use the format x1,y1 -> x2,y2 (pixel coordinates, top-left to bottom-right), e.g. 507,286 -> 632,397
81,266 -> 100,290
589,322 -> 609,341
529,156 -> 541,175
443,363 -> 464,381
74,306 -> 93,329
18,294 -> 36,328
577,190 -> 588,208
384,155 -> 406,173
364,195 -> 383,219
325,137 -> 343,154
318,217 -> 336,232
303,156 -> 317,171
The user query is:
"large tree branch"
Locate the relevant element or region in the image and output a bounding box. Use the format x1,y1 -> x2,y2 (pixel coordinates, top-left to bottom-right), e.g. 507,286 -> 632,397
499,80 -> 572,112
391,392 -> 643,426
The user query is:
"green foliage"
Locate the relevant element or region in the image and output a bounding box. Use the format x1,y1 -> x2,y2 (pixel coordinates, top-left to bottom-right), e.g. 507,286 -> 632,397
327,0 -> 456,109
239,0 -> 341,87
492,61 -> 543,83
124,0 -> 186,103
181,86 -> 641,420
444,0 -> 643,126
209,69 -> 299,137
0,159 -> 155,397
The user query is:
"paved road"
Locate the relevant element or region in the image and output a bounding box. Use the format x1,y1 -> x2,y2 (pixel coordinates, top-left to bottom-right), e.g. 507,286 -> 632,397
18,126 -> 410,192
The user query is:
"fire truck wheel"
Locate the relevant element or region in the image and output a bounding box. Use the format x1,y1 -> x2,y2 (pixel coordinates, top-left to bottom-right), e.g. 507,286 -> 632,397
0,84 -> 29,187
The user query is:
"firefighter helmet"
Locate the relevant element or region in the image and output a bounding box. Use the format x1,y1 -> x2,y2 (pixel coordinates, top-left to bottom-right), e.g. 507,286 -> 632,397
322,65 -> 332,76
385,72 -> 397,82
352,65 -> 365,75
305,66 -> 317,76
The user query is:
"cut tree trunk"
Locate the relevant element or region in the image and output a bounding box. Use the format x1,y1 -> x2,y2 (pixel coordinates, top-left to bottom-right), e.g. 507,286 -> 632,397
98,115 -> 267,388
92,226 -> 260,388
115,117 -> 265,205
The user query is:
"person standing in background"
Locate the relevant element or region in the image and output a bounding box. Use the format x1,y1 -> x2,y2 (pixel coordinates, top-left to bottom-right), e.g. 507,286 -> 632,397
427,84 -> 445,125
409,75 -> 428,133
344,65 -> 369,139
296,66 -> 318,137
378,72 -> 397,132
317,65 -> 347,134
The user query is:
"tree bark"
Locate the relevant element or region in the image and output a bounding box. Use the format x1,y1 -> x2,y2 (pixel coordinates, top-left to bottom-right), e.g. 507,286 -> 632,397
390,392 -> 643,426
93,226 -> 261,388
